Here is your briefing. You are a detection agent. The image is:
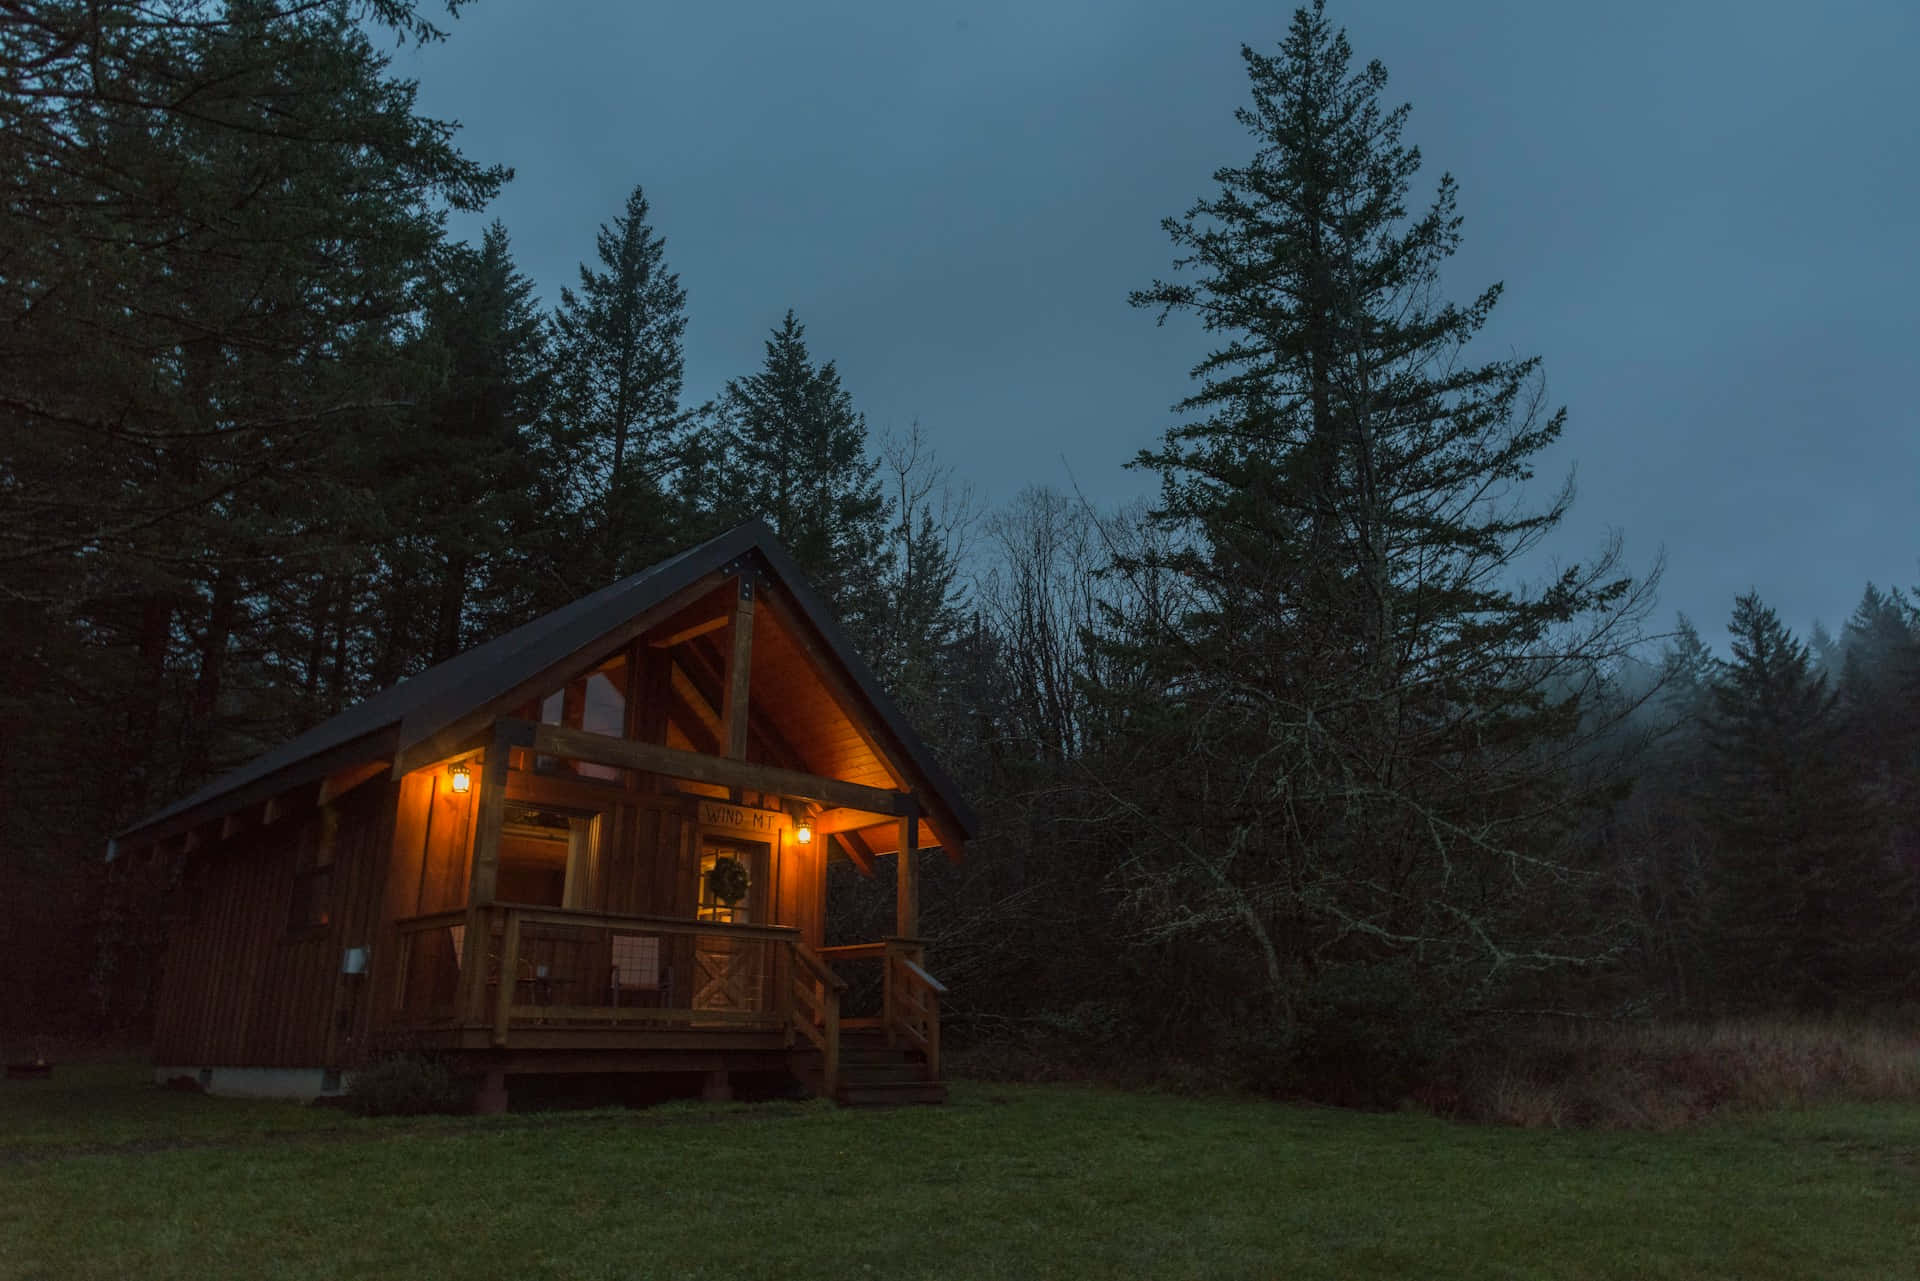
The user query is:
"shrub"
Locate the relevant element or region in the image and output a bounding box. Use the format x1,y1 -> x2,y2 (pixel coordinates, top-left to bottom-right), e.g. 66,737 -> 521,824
1454,1015 -> 1920,1130
1286,964 -> 1460,1107
345,1054 -> 467,1117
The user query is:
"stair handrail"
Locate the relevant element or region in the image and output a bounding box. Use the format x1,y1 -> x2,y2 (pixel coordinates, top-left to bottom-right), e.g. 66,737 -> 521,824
886,951 -> 944,1083
788,940 -> 842,1098
792,940 -> 848,993
896,957 -> 946,996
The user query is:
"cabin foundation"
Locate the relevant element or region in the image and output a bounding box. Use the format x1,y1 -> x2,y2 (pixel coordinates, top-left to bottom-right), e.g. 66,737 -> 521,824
153,1065 -> 347,1101
474,1068 -> 510,1116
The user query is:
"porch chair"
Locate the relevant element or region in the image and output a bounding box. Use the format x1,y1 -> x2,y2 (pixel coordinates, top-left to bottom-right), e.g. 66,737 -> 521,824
609,933 -> 667,1011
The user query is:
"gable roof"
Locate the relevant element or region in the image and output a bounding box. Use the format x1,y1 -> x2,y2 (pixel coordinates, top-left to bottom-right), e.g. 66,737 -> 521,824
111,520 -> 976,856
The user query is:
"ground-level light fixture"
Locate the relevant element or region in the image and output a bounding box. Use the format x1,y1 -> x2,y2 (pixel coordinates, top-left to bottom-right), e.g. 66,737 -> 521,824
449,762 -> 472,795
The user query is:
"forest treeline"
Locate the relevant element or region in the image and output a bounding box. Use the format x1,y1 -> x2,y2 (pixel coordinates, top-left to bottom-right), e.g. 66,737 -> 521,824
4,1 -> 1915,1095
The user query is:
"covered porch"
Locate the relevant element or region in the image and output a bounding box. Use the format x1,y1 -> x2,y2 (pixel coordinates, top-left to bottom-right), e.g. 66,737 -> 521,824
387,716 -> 947,1108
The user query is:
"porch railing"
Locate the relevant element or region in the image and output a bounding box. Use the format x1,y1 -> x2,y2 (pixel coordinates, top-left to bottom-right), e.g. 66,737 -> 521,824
820,936 -> 946,1082
390,909 -> 939,1094
789,940 -> 845,1096
391,906 -> 856,1093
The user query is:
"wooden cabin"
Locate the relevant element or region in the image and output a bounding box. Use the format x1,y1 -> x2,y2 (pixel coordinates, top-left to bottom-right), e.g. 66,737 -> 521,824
108,522 -> 976,1110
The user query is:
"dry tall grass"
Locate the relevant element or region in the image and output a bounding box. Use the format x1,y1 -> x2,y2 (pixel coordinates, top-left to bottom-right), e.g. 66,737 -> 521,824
1457,1016 -> 1920,1130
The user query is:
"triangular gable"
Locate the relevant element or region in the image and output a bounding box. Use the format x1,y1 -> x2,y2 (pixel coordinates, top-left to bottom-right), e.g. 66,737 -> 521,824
111,521 -> 976,857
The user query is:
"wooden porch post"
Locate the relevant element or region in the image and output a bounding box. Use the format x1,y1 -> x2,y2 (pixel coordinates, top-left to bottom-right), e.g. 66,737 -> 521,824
467,719 -> 528,906
460,719 -> 532,1025
720,576 -> 754,760
895,798 -> 919,940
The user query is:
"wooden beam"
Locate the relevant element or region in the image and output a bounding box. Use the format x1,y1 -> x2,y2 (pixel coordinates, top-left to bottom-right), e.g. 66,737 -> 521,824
467,721 -> 534,905
679,635 -> 812,775
815,806 -> 898,837
666,682 -> 722,757
832,831 -> 876,879
668,663 -> 723,747
319,759 -> 389,806
896,801 -> 919,939
530,722 -> 908,817
492,911 -> 522,1047
721,577 -> 754,760
647,613 -> 731,649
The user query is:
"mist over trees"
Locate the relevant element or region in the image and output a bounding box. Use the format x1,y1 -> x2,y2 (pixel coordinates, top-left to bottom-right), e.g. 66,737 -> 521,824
3,0 -> 1913,1093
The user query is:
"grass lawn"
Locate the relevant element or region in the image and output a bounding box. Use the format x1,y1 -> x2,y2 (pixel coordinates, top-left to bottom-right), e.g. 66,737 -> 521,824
3,1063 -> 1917,1280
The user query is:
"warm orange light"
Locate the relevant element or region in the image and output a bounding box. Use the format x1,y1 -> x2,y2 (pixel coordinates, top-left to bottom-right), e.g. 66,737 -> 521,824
794,819 -> 814,845
449,763 -> 472,795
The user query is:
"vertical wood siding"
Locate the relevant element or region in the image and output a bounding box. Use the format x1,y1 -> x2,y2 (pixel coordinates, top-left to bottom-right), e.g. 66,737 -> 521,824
152,778 -> 396,1067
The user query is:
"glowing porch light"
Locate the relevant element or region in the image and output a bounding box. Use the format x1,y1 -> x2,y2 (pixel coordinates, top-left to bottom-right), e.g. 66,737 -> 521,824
448,762 -> 472,795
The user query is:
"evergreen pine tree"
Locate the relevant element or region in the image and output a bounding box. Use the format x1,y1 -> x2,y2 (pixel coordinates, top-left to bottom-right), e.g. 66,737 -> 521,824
1835,585 -> 1920,778
1833,584 -> 1920,922
704,311 -> 890,650
1702,593 -> 1910,1009
390,222 -> 554,664
550,184 -> 691,584
1659,615 -> 1719,724
1111,0 -> 1650,1064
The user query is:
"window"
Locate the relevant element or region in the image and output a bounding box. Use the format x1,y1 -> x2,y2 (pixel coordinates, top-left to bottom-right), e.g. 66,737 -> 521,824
289,807 -> 336,932
535,651 -> 629,780
696,844 -> 758,925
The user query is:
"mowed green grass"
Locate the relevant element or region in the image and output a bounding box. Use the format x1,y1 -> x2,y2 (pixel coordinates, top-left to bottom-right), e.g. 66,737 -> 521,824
3,1063 -> 1917,1281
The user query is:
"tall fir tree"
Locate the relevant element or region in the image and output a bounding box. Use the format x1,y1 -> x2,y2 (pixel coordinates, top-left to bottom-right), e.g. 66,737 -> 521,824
702,311 -> 890,652
380,222 -> 554,668
1833,584 -> 1920,913
550,184 -> 691,586
1702,593 -> 1912,1009
1109,0 -> 1649,1068
873,427 -> 976,752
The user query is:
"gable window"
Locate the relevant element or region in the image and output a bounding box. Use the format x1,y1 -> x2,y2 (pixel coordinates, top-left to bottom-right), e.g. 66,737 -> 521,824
535,651 -> 629,780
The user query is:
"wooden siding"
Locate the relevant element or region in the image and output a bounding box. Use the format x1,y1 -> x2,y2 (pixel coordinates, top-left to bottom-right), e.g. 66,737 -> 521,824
153,777 -> 396,1067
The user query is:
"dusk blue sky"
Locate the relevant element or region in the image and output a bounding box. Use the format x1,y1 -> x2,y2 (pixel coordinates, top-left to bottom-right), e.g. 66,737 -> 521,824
396,1 -> 1918,651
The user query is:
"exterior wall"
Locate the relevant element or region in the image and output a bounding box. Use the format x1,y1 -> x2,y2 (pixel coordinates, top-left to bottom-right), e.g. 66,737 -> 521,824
384,768 -> 475,921
151,778 -> 397,1069
596,798 -> 694,917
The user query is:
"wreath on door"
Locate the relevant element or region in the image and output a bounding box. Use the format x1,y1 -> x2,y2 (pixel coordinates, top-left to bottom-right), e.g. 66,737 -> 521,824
706,856 -> 749,906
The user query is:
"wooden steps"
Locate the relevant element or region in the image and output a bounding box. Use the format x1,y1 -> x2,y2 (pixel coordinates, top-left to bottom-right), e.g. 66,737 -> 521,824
794,1030 -> 947,1107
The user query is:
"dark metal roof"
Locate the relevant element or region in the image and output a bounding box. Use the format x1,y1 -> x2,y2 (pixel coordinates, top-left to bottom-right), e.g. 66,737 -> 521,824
111,520 -> 977,854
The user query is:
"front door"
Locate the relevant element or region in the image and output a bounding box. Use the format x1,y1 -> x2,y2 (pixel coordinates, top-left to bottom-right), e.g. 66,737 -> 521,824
692,838 -> 769,1013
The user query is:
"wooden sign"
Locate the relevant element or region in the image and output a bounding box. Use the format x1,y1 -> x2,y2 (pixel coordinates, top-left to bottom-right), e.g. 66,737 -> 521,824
696,800 -> 784,836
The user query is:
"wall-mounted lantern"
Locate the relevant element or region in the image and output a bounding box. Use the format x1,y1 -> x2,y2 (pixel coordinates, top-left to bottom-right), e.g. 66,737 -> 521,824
449,762 -> 472,795
793,817 -> 814,845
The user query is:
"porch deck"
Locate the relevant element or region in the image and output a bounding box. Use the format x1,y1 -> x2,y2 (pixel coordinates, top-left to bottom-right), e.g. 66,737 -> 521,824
390,904 -> 944,1104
